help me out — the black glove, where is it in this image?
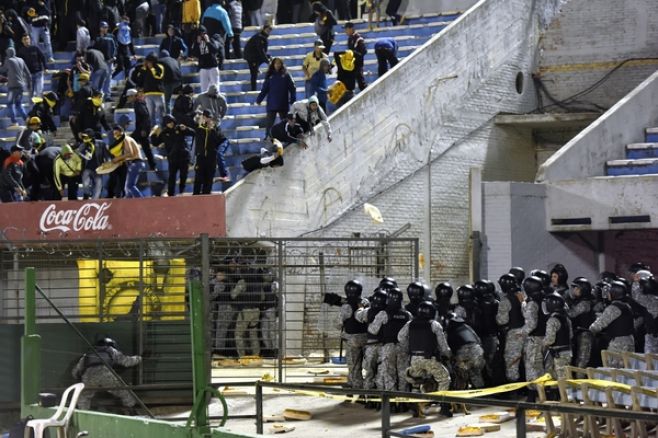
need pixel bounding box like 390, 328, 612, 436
323, 292, 344, 307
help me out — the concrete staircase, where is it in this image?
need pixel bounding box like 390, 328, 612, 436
0, 13, 459, 196
606, 127, 658, 176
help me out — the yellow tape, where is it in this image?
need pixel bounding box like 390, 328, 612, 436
269, 374, 634, 403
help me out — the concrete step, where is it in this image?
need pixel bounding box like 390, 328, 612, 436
606, 158, 658, 176
645, 127, 658, 143
626, 143, 658, 159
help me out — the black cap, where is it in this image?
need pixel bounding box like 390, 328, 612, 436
82, 128, 95, 137
181, 84, 194, 95
343, 21, 355, 29
146, 52, 158, 62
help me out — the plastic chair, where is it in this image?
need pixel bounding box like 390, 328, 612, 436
24, 383, 85, 438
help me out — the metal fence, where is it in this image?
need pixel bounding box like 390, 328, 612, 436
0, 236, 419, 400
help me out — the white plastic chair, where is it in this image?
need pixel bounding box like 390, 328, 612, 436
24, 383, 85, 438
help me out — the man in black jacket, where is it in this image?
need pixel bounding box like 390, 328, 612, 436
172, 84, 196, 128
78, 90, 111, 135
17, 33, 46, 98
190, 26, 221, 93
159, 24, 188, 59
28, 91, 58, 137
243, 24, 271, 91
127, 88, 157, 170
22, 0, 54, 61
150, 114, 195, 196
193, 109, 227, 194
142, 52, 166, 126
344, 22, 367, 91
158, 49, 182, 114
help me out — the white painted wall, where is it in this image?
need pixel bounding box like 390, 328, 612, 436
537, 70, 658, 182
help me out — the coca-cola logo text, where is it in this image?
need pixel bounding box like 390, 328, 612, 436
39, 203, 112, 233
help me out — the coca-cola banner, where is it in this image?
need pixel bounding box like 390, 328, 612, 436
0, 195, 226, 241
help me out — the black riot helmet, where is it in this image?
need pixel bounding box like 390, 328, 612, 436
641, 275, 658, 296
96, 337, 118, 349
529, 269, 551, 289
370, 288, 388, 310
416, 301, 436, 320
550, 264, 569, 286
386, 288, 404, 311
606, 280, 627, 302
542, 292, 567, 315
344, 279, 363, 298
407, 281, 425, 302
599, 271, 617, 284
422, 283, 431, 300
499, 273, 519, 294
379, 277, 398, 291
435, 282, 453, 301
569, 277, 592, 300
629, 262, 651, 274
509, 267, 525, 286
443, 311, 465, 330
523, 276, 544, 300
457, 284, 476, 306
474, 279, 496, 299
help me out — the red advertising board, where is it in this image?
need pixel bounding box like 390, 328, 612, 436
0, 195, 226, 241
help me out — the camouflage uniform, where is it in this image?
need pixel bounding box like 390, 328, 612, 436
521, 300, 545, 381
232, 277, 262, 357
543, 315, 573, 380
209, 278, 235, 351
398, 320, 451, 391
496, 294, 525, 382
589, 302, 635, 368
72, 346, 141, 410
338, 299, 369, 389
453, 343, 486, 388
634, 292, 658, 354
567, 299, 593, 368
370, 310, 412, 391
356, 307, 382, 390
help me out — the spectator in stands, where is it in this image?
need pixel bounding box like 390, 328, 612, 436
195, 84, 227, 124
333, 49, 356, 107
173, 84, 196, 127
150, 114, 195, 196
53, 143, 83, 200
193, 109, 222, 194
79, 89, 111, 135
5, 9, 29, 48
77, 128, 111, 199
15, 116, 46, 153
160, 25, 188, 60
302, 39, 329, 98
365, 0, 381, 30
190, 26, 221, 93
243, 24, 272, 91
374, 37, 398, 77
28, 91, 58, 139
0, 47, 32, 126
98, 3, 120, 37
289, 0, 304, 23
269, 112, 305, 147
201, 0, 233, 56
291, 95, 332, 142
256, 57, 296, 137
86, 47, 112, 100
0, 15, 14, 64
334, 0, 351, 20
127, 88, 157, 170
132, 0, 151, 38
93, 22, 117, 89
112, 16, 136, 80
225, 0, 243, 59
243, 0, 264, 27
22, 0, 54, 62
76, 18, 91, 53
311, 2, 337, 54
165, 0, 183, 29
17, 33, 47, 98
111, 124, 147, 198
143, 52, 167, 126
344, 22, 367, 91
70, 70, 92, 138
0, 145, 27, 202
309, 58, 330, 112
151, 0, 167, 35
159, 49, 183, 114
385, 0, 404, 26
28, 145, 60, 200
182, 0, 202, 48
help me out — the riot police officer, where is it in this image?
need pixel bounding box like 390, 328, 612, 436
338, 279, 369, 389
473, 279, 499, 382
445, 312, 486, 389
405, 281, 425, 317
398, 301, 452, 417
521, 276, 548, 399
589, 280, 635, 368
455, 285, 482, 335
72, 337, 142, 412
496, 273, 526, 382
567, 277, 595, 368
356, 288, 388, 392
550, 264, 569, 297
509, 267, 526, 289
434, 282, 454, 325
542, 292, 572, 380
530, 269, 552, 295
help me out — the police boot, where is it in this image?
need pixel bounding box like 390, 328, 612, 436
439, 403, 453, 418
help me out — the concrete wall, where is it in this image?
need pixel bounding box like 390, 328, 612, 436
226, 0, 562, 284
545, 175, 658, 231
537, 70, 658, 182
537, 0, 658, 109
402, 0, 478, 15
482, 182, 601, 283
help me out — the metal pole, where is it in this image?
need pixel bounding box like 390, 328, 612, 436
21, 267, 41, 413
201, 234, 211, 377
97, 241, 105, 321
256, 382, 264, 434
319, 252, 328, 362
422, 149, 432, 283
138, 240, 145, 385
516, 407, 526, 437
24, 267, 36, 336
277, 241, 284, 383
381, 393, 391, 438
189, 276, 209, 429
